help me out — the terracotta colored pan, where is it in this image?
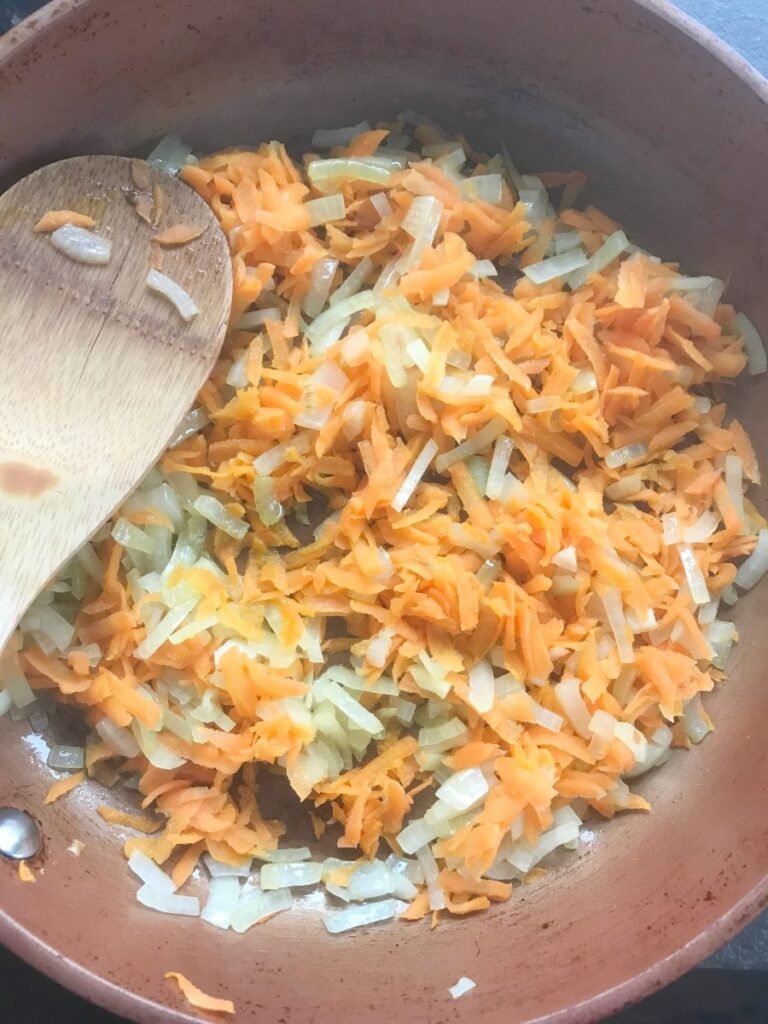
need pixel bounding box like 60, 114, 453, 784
0, 1, 767, 1021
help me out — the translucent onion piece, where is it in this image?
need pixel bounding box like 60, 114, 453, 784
201, 876, 240, 929
50, 224, 112, 265
678, 543, 711, 604
46, 745, 85, 772
449, 978, 477, 1000
302, 257, 338, 318
231, 888, 293, 933
459, 174, 502, 204
485, 436, 514, 499
304, 193, 345, 228
260, 861, 324, 890
391, 439, 438, 512
128, 850, 176, 894
323, 898, 397, 934
735, 528, 768, 590
435, 417, 507, 473
192, 495, 248, 541
146, 269, 198, 321
147, 133, 194, 174
733, 312, 767, 375
567, 230, 630, 289
137, 885, 200, 916
605, 443, 648, 469
523, 248, 587, 285
436, 768, 489, 811
467, 659, 495, 713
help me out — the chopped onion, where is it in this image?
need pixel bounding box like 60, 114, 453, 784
614, 723, 648, 766
396, 698, 416, 724
323, 898, 397, 934
626, 608, 657, 633
552, 546, 577, 573
436, 768, 490, 811
312, 121, 372, 148
519, 187, 547, 227
469, 259, 498, 279
391, 439, 438, 512
418, 716, 467, 748
606, 474, 642, 501
467, 659, 495, 714
733, 312, 767, 375
554, 232, 582, 254
330, 256, 374, 307
416, 844, 445, 910
698, 599, 720, 626
135, 597, 197, 659
20, 604, 75, 651
251, 477, 283, 528
485, 436, 514, 500
588, 709, 616, 757
460, 174, 502, 204
400, 196, 443, 271
320, 680, 384, 735
682, 694, 713, 744
306, 289, 374, 347
605, 442, 647, 469
662, 513, 681, 545
347, 861, 396, 901
735, 528, 768, 590
128, 850, 176, 894
47, 745, 85, 771
500, 472, 526, 502
571, 369, 597, 393
253, 433, 310, 476
567, 230, 630, 289
308, 158, 394, 193
682, 509, 720, 543
303, 257, 338, 318
532, 703, 564, 732
236, 308, 282, 330
50, 224, 112, 265
191, 495, 248, 541
204, 854, 252, 877
260, 861, 323, 890
449, 977, 477, 1000
304, 193, 345, 227
601, 587, 635, 664
258, 847, 312, 863
725, 454, 745, 530
147, 133, 194, 174
435, 416, 507, 473
554, 677, 591, 738
295, 362, 349, 430
432, 288, 450, 306
526, 395, 561, 413
678, 543, 711, 605
146, 268, 198, 321
0, 691, 11, 717
201, 876, 240, 929
1, 663, 35, 708
167, 407, 209, 448
369, 192, 393, 220
231, 888, 293, 933
137, 885, 200, 916
366, 629, 393, 668
438, 373, 494, 396
707, 619, 737, 668
523, 248, 587, 285
111, 517, 154, 554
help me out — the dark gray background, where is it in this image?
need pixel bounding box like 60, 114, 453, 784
0, 0, 766, 1017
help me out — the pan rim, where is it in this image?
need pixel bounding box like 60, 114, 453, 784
0, 0, 766, 1021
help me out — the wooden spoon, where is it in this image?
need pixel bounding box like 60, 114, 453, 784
0, 155, 231, 652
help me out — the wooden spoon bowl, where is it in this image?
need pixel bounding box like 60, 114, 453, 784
0, 155, 231, 648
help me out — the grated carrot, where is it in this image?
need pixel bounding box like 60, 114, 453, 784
13, 119, 762, 929
165, 972, 235, 1015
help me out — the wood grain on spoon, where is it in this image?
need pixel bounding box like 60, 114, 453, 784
0, 154, 232, 652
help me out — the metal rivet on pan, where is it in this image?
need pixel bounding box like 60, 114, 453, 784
0, 808, 42, 860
